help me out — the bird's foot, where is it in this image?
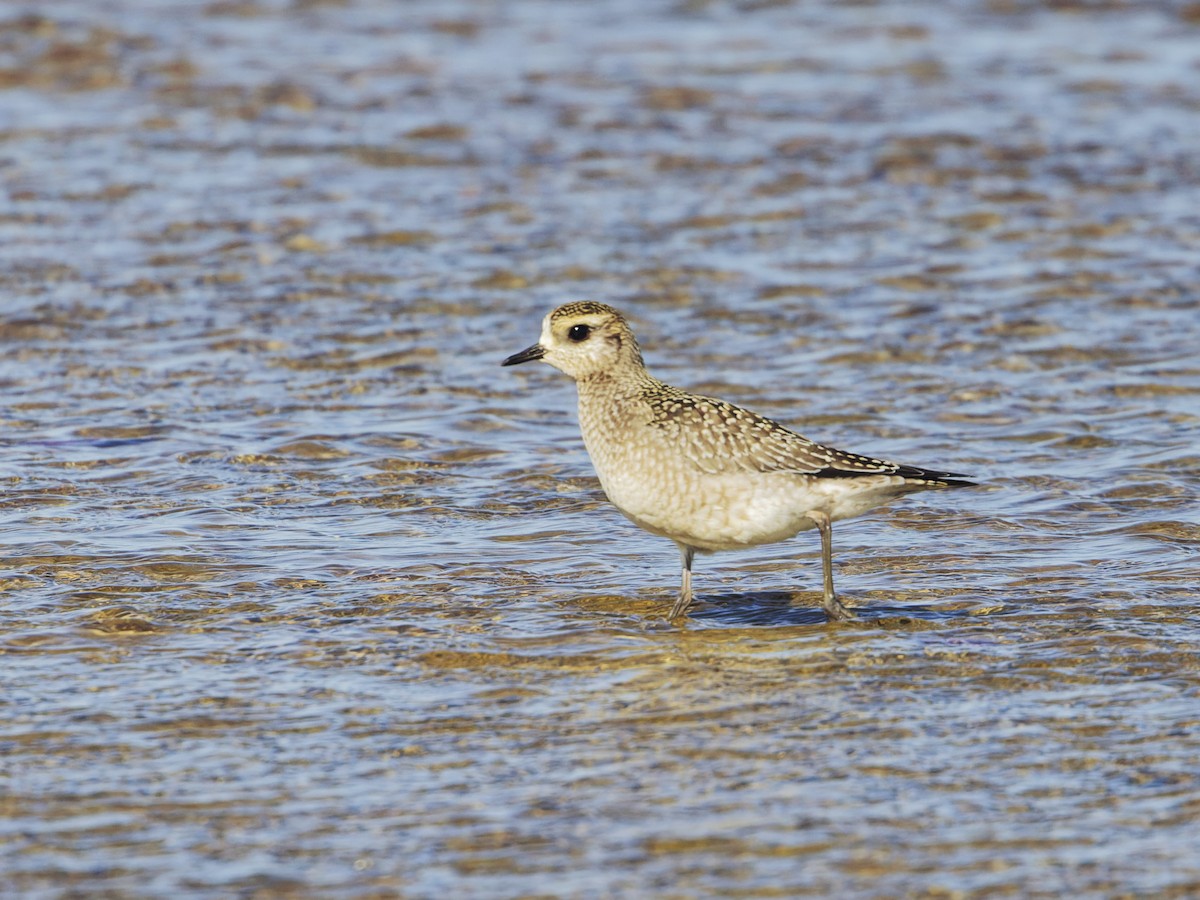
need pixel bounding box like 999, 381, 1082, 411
668, 591, 693, 621
823, 593, 856, 623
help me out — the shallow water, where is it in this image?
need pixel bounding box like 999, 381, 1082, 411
2, 0, 1199, 895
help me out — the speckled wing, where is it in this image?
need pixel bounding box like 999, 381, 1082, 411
644, 386, 972, 486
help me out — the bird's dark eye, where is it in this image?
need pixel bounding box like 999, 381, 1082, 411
567, 324, 591, 342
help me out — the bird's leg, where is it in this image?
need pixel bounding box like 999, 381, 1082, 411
668, 544, 696, 620
807, 510, 855, 622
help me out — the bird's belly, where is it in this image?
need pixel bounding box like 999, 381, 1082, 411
590, 443, 913, 551
596, 466, 820, 551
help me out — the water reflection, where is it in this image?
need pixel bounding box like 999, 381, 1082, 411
2, 0, 1200, 895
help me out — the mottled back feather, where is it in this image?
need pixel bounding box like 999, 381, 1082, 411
642, 380, 973, 486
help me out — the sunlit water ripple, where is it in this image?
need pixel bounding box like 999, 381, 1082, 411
1, 0, 1199, 896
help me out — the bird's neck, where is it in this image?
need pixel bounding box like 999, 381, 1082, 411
575, 367, 657, 402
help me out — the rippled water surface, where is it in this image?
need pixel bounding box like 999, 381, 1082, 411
2, 0, 1200, 895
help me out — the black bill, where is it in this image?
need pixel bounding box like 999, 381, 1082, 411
502, 344, 545, 366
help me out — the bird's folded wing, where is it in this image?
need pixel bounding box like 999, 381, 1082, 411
646, 390, 901, 477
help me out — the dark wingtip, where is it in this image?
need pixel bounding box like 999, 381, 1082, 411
935, 476, 978, 488
895, 465, 977, 487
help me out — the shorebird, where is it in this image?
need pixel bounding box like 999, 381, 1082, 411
502, 301, 975, 622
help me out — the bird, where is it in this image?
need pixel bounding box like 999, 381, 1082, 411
502, 301, 976, 623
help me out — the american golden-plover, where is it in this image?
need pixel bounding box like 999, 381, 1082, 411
502, 301, 975, 622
